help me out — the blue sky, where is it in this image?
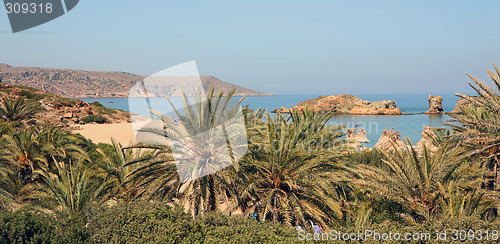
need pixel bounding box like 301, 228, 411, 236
1, 0, 499, 95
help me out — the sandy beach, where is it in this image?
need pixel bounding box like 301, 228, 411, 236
73, 123, 137, 146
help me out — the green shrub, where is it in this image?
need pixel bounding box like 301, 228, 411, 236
0, 210, 55, 243
86, 202, 299, 243
338, 217, 500, 243
81, 115, 108, 124
348, 149, 386, 167
90, 102, 117, 115
197, 212, 299, 243
87, 202, 204, 243
16, 85, 38, 92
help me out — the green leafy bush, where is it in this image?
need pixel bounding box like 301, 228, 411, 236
338, 217, 500, 243
86, 202, 299, 243
197, 212, 299, 243
0, 210, 55, 243
81, 115, 108, 124
90, 102, 117, 115
18, 90, 44, 101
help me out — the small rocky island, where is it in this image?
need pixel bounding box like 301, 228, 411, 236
424, 95, 444, 114
276, 94, 474, 115
274, 95, 401, 115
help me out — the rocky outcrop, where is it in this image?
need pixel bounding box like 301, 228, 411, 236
450, 98, 472, 114
0, 84, 130, 126
0, 83, 12, 89
425, 95, 444, 114
350, 100, 401, 115
36, 99, 130, 125
274, 95, 401, 115
374, 129, 405, 151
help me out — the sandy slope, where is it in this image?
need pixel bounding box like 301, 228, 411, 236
73, 123, 136, 146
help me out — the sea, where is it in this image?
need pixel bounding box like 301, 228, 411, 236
81, 94, 460, 148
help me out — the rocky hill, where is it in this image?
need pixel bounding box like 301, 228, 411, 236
0, 82, 130, 127
0, 64, 271, 98
274, 95, 401, 115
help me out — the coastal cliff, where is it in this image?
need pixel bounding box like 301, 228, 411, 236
274, 95, 401, 115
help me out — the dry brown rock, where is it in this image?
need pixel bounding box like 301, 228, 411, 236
274, 95, 401, 115
425, 95, 444, 114
351, 100, 401, 115
75, 100, 86, 107
274, 107, 293, 113
450, 98, 472, 114
0, 83, 12, 89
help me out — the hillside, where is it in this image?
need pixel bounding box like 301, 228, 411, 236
0, 64, 271, 98
0, 82, 130, 127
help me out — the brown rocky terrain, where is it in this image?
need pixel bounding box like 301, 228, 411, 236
0, 64, 271, 98
274, 95, 401, 115
450, 97, 473, 114
0, 83, 130, 127
425, 95, 444, 114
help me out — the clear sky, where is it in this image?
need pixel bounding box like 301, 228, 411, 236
1, 0, 499, 95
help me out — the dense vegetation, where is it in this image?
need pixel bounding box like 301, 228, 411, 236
80, 115, 108, 124
1, 65, 500, 243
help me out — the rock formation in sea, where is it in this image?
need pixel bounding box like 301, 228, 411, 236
450, 98, 472, 114
374, 129, 405, 151
424, 95, 444, 114
274, 95, 401, 115
416, 125, 445, 153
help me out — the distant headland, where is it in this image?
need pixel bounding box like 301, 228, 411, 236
0, 63, 272, 98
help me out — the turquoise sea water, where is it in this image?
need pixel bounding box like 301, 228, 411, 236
82, 94, 459, 148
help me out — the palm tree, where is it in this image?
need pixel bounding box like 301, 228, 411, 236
96, 138, 153, 202
353, 140, 486, 224
0, 96, 43, 122
0, 164, 16, 210
23, 159, 105, 217
1, 126, 47, 182
37, 122, 88, 165
449, 62, 500, 189
439, 180, 498, 221
239, 109, 346, 230
124, 88, 248, 216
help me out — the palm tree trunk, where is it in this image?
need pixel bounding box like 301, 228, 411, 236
208, 176, 216, 212
494, 157, 499, 190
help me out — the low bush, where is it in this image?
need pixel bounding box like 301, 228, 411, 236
0, 210, 55, 243
86, 202, 299, 243
338, 217, 500, 243
18, 90, 44, 101
90, 101, 117, 115
0, 209, 90, 243
81, 115, 108, 124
